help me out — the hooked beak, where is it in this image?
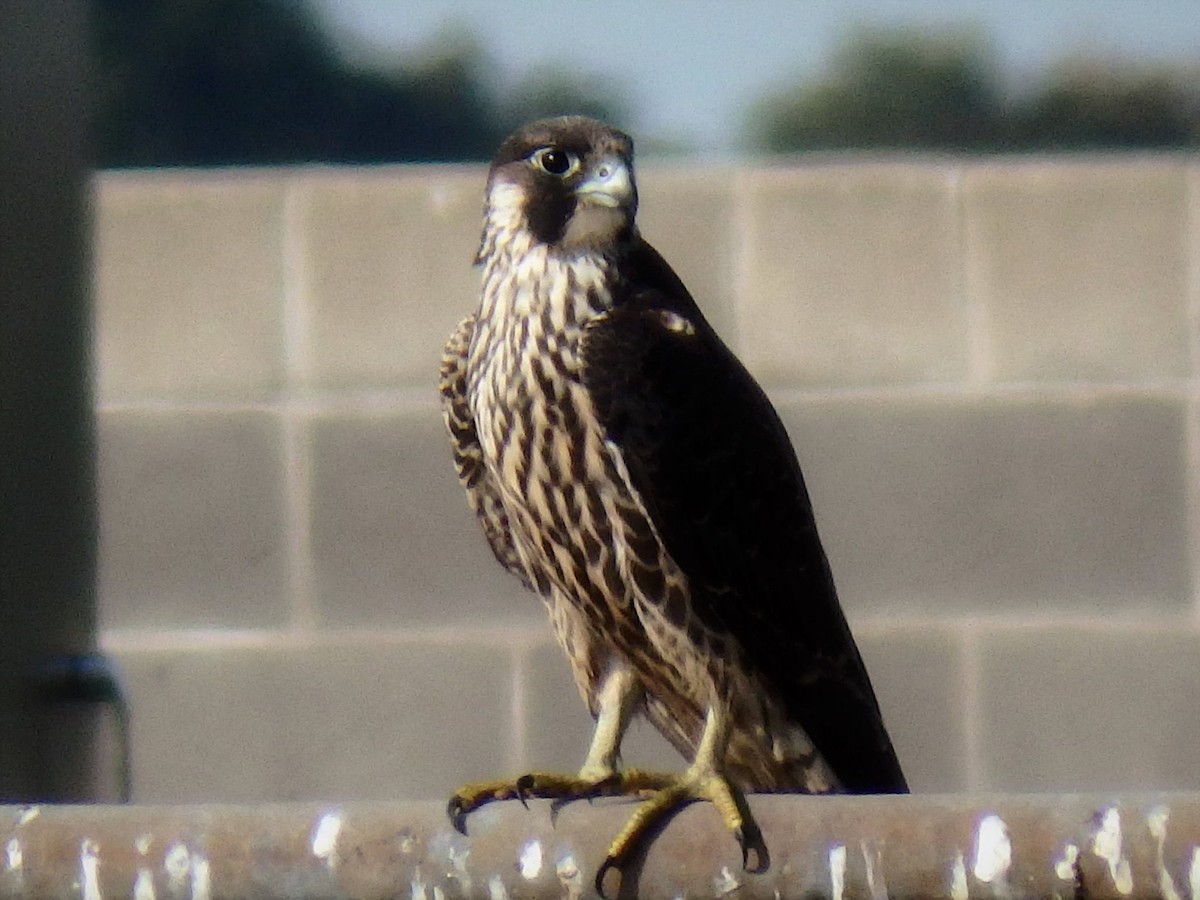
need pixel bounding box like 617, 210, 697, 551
574, 156, 634, 208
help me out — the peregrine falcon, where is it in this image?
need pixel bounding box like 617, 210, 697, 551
440, 116, 906, 894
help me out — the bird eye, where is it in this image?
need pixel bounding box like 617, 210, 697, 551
532, 147, 578, 177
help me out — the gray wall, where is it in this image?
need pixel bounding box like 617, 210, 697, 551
93, 157, 1200, 802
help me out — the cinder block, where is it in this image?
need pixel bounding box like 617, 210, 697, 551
98, 410, 288, 629
739, 164, 967, 387
856, 627, 968, 793
115, 641, 515, 801
977, 627, 1200, 792
521, 641, 682, 776
94, 171, 287, 400
300, 167, 484, 390
637, 166, 739, 343
309, 407, 540, 628
777, 392, 1188, 616
964, 159, 1190, 382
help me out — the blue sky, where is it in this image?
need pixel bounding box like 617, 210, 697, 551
313, 0, 1200, 155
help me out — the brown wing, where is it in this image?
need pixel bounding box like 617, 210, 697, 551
581, 238, 907, 793
439, 314, 532, 589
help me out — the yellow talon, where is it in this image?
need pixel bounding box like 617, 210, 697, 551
592, 769, 766, 898
449, 766, 766, 897
447, 770, 677, 834
448, 709, 768, 897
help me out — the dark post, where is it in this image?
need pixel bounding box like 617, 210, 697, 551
0, 0, 108, 799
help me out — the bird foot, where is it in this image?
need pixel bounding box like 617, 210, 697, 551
594, 768, 767, 898
446, 769, 674, 834
447, 768, 765, 899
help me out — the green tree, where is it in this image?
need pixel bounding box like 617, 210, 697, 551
1007, 63, 1199, 150
94, 0, 347, 165
497, 64, 630, 136
92, 0, 628, 166
751, 28, 1200, 154
330, 30, 501, 162
753, 28, 1002, 153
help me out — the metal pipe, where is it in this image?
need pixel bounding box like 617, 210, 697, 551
3, 794, 1200, 898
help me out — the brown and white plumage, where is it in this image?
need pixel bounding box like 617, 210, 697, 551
441, 116, 906, 888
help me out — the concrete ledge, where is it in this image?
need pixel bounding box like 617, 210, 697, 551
3, 794, 1199, 898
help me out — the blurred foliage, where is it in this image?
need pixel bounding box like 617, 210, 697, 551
92, 0, 626, 166
94, 2, 1200, 166
753, 27, 1200, 153
497, 65, 631, 137
756, 31, 1003, 151
1009, 63, 1199, 149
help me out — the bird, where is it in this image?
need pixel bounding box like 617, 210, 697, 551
439, 115, 907, 896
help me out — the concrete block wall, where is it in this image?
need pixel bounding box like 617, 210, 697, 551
92, 156, 1200, 804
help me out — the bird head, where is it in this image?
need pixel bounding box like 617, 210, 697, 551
484, 116, 638, 253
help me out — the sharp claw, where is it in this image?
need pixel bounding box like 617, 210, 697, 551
515, 773, 535, 809
549, 796, 571, 820
446, 796, 469, 835
594, 855, 622, 899
580, 772, 620, 806
736, 821, 768, 873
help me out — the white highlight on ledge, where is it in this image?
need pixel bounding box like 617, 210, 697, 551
712, 864, 740, 896
829, 842, 847, 900
79, 838, 101, 900
311, 811, 343, 869
949, 851, 968, 900
518, 838, 542, 880
190, 851, 211, 900
1091, 806, 1133, 895
1147, 806, 1181, 900
972, 813, 1011, 885
487, 873, 509, 900
861, 840, 887, 900
410, 866, 427, 900
4, 837, 21, 874
164, 841, 190, 894
132, 868, 156, 900
555, 852, 583, 900
1053, 841, 1079, 881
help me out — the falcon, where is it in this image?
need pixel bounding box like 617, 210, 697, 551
440, 116, 906, 894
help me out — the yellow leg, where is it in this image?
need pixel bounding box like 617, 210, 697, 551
446, 683, 765, 899
447, 666, 649, 831
594, 707, 767, 898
